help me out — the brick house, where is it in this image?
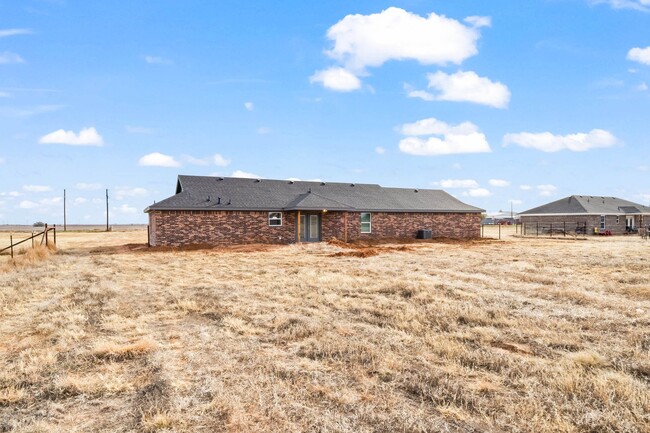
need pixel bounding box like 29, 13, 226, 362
520, 195, 650, 235
144, 175, 484, 246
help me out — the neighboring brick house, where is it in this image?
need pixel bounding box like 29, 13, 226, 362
144, 175, 484, 246
520, 195, 650, 235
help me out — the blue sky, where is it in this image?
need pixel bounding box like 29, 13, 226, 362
1, 0, 650, 224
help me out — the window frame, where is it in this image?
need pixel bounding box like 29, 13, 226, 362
360, 212, 372, 234
268, 212, 283, 227
600, 215, 606, 230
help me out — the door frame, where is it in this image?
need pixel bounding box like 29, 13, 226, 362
297, 212, 321, 242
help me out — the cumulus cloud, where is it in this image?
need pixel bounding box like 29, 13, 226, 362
628, 46, 650, 65
23, 185, 52, 192
398, 117, 491, 156
404, 85, 435, 101
244, 102, 254, 111
310, 67, 362, 91
183, 153, 231, 167
325, 7, 481, 73
375, 146, 386, 155
0, 52, 25, 64
19, 200, 38, 209
0, 28, 33, 38
464, 16, 492, 28
463, 188, 491, 197
489, 179, 510, 187
537, 184, 557, 197
138, 152, 180, 167
425, 71, 510, 108
503, 129, 619, 152
312, 7, 485, 91
39, 127, 104, 146
438, 179, 480, 189
637, 82, 648, 91
76, 182, 102, 190
144, 55, 172, 65
116, 204, 137, 214
231, 170, 261, 179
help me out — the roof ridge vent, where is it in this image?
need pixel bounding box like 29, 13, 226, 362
216, 177, 224, 181
321, 182, 326, 185
288, 180, 294, 184
254, 179, 261, 183
414, 189, 419, 193
350, 183, 355, 187
207, 195, 211, 202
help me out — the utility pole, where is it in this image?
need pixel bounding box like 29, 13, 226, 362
106, 189, 109, 231
63, 189, 67, 231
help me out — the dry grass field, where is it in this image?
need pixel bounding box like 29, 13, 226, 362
1, 230, 649, 432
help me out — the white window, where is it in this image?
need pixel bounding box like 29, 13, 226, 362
616, 216, 620, 225
360, 212, 371, 233
269, 212, 282, 226
600, 215, 606, 230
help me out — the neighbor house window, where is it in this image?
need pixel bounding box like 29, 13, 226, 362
600, 215, 606, 230
360, 212, 371, 233
616, 216, 620, 225
269, 212, 282, 226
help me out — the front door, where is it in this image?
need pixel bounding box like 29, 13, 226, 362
299, 214, 321, 242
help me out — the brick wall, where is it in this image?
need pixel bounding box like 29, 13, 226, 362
520, 215, 638, 235
149, 210, 481, 246
322, 211, 481, 241
149, 210, 296, 246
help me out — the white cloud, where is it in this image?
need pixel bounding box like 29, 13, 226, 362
0, 29, 33, 38
439, 179, 479, 189
182, 153, 230, 167
452, 163, 462, 170
627, 46, 650, 65
464, 16, 492, 28
591, 0, 650, 11
463, 188, 491, 197
76, 182, 102, 190
0, 92, 10, 98
1, 191, 21, 197
231, 170, 261, 179
509, 199, 523, 206
244, 102, 254, 111
23, 185, 52, 192
40, 197, 62, 206
520, 185, 533, 191
426, 71, 511, 108
138, 152, 181, 167
398, 117, 491, 156
324, 7, 481, 73
489, 179, 510, 187
114, 187, 148, 200
144, 55, 172, 65
116, 204, 137, 214
0, 157, 4, 164
125, 125, 155, 134
406, 89, 435, 101
637, 82, 649, 91
0, 104, 64, 117
73, 197, 87, 205
18, 200, 38, 209
310, 67, 362, 92
213, 154, 231, 166
375, 146, 386, 155
0, 52, 24, 64
503, 129, 619, 152
537, 184, 557, 197
39, 127, 104, 146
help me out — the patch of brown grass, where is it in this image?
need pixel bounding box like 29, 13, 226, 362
1, 232, 649, 432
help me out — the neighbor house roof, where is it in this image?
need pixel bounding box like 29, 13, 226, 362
520, 195, 650, 216
144, 175, 484, 213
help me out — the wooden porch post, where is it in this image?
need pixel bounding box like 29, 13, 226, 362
297, 210, 301, 243
344, 211, 348, 243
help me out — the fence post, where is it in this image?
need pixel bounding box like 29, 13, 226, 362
32, 231, 34, 248
563, 221, 566, 237
536, 222, 539, 237
10, 235, 13, 259
53, 224, 57, 246
45, 223, 48, 246
498, 224, 501, 240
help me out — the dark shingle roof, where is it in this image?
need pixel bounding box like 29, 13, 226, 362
520, 195, 650, 215
145, 175, 484, 213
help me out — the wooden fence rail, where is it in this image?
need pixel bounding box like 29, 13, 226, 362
0, 224, 57, 258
